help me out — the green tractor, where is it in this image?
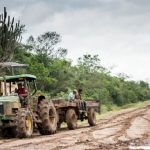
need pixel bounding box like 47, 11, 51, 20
0, 63, 57, 138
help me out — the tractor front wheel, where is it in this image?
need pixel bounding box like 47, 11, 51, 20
17, 108, 33, 138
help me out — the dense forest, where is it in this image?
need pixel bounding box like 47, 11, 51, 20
0, 8, 150, 107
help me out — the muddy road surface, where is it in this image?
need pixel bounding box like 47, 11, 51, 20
0, 105, 150, 150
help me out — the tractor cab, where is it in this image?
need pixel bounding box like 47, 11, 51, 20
0, 74, 37, 116
0, 62, 58, 138
0, 74, 36, 108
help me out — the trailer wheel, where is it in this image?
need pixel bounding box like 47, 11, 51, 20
66, 109, 77, 130
87, 108, 96, 126
17, 108, 33, 138
37, 100, 57, 135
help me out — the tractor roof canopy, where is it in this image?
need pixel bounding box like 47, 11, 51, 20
0, 62, 29, 75
0, 74, 36, 82
0, 62, 28, 67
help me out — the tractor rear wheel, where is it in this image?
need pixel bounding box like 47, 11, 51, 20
87, 108, 96, 126
17, 108, 33, 138
66, 109, 77, 130
37, 100, 57, 135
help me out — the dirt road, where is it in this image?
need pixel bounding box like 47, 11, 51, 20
0, 105, 150, 150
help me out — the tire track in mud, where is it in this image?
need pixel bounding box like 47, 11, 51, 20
112, 109, 146, 141
0, 105, 150, 150
86, 106, 148, 135
95, 105, 149, 129
50, 105, 150, 150
63, 105, 150, 150
0, 127, 93, 150
88, 105, 150, 149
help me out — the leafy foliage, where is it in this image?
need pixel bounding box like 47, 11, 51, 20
0, 7, 149, 106
13, 31, 150, 106
0, 7, 24, 62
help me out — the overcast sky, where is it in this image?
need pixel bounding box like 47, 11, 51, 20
1, 0, 150, 83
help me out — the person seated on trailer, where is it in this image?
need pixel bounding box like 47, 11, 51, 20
68, 90, 76, 101
78, 88, 87, 110
68, 89, 78, 101
78, 88, 83, 100
74, 89, 80, 99
15, 83, 28, 101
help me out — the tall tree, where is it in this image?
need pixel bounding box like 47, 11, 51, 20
27, 32, 67, 67
0, 7, 25, 62
78, 54, 105, 73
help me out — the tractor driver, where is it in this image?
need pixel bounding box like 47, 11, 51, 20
15, 83, 28, 103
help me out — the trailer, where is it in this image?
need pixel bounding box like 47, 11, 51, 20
51, 99, 101, 130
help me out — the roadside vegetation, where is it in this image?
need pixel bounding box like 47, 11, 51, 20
0, 7, 150, 107
98, 99, 150, 121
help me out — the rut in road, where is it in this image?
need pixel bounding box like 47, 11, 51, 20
0, 105, 149, 150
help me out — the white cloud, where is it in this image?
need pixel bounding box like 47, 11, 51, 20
20, 2, 52, 25
1, 0, 150, 83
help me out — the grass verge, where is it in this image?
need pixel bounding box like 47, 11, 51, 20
98, 99, 150, 120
